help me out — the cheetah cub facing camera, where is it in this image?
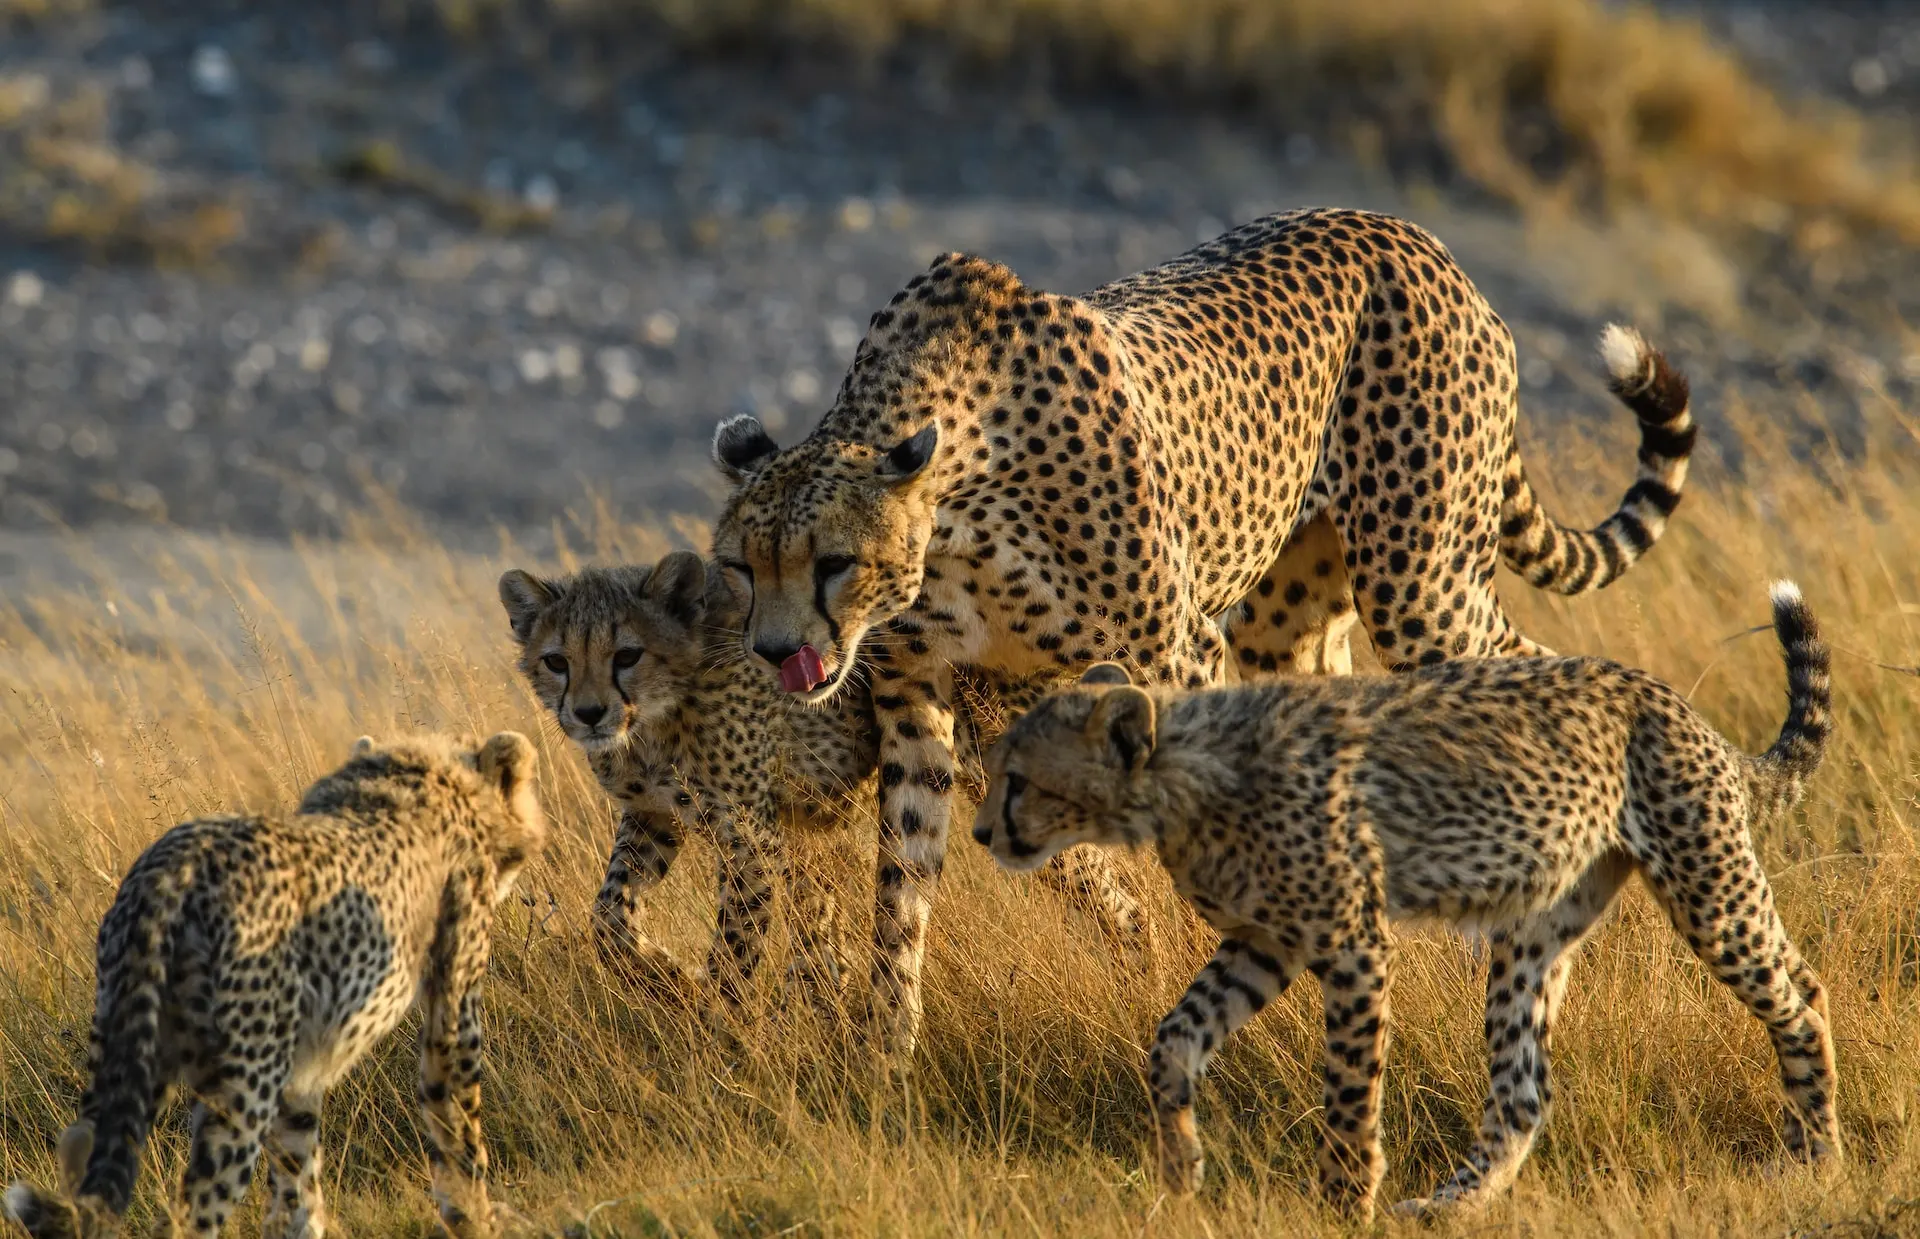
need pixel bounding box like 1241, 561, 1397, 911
498, 552, 1147, 1017
4, 732, 546, 1239
973, 585, 1840, 1220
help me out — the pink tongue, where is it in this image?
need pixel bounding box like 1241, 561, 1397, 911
779, 645, 828, 693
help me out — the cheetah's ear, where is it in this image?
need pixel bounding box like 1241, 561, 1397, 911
1087, 685, 1156, 775
55, 1121, 93, 1194
876, 424, 939, 486
713, 415, 780, 483
498, 570, 558, 644
1078, 661, 1133, 689
646, 551, 709, 629
478, 731, 538, 800
350, 735, 377, 758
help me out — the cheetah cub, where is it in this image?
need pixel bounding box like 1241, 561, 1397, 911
973, 584, 1839, 1220
500, 551, 881, 1010
498, 553, 1145, 1015
4, 732, 546, 1239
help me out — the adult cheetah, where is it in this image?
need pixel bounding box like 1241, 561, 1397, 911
709, 207, 1695, 1055
972, 584, 1837, 1220
4, 732, 546, 1239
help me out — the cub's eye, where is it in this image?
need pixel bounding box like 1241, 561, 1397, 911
541, 654, 569, 675
720, 560, 753, 582
1004, 771, 1028, 798
815, 554, 857, 581
612, 648, 643, 671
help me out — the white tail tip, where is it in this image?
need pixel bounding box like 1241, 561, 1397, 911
1769, 579, 1803, 607
5, 1183, 36, 1222
1597, 323, 1653, 387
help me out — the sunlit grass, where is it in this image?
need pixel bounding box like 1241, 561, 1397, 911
1, 400, 1916, 1237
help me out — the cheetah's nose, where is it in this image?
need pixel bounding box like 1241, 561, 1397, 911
573, 704, 607, 727
753, 638, 803, 670
971, 822, 992, 847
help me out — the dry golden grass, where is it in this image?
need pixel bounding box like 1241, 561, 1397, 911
1, 400, 1918, 1238
449, 0, 1920, 247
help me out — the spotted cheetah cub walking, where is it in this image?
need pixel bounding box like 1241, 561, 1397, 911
4, 732, 546, 1239
973, 585, 1838, 1219
498, 553, 1143, 1015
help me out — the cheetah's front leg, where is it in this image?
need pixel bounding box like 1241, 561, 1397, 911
864, 629, 960, 1065
1148, 937, 1301, 1195
594, 807, 699, 999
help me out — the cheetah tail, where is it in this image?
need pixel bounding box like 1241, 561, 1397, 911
1498, 325, 1695, 595
1746, 580, 1834, 819
70, 856, 195, 1218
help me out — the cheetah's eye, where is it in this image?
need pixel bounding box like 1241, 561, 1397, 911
612, 648, 643, 671
542, 654, 569, 675
1004, 771, 1028, 799
815, 553, 857, 582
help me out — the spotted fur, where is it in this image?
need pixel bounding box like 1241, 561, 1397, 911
711, 207, 1695, 1055
4, 732, 546, 1239
498, 555, 1144, 1018
973, 583, 1837, 1220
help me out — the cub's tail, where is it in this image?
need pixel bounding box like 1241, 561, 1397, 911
1744, 581, 1834, 820
6, 844, 195, 1236
1499, 324, 1696, 594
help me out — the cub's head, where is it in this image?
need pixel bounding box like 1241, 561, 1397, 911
328, 731, 547, 901
708, 252, 1043, 702
498, 552, 715, 751
971, 662, 1157, 871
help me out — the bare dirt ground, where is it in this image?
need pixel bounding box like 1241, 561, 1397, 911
1, 0, 1916, 559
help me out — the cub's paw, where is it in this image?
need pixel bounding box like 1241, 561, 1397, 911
1154, 1110, 1205, 1197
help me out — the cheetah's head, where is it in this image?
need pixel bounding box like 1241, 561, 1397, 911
971, 662, 1158, 871
709, 252, 1042, 702
708, 420, 941, 703
499, 552, 716, 752
330, 732, 547, 901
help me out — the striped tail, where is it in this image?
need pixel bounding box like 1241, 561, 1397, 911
1746, 580, 1833, 820
7, 847, 195, 1236
1499, 324, 1696, 594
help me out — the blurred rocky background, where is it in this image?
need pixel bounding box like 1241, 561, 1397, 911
1, 0, 1916, 547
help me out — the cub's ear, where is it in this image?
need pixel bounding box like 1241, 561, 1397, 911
1078, 661, 1133, 689
877, 424, 939, 485
478, 731, 538, 800
1087, 685, 1156, 775
351, 736, 377, 758
646, 551, 710, 628
713, 415, 780, 483
56, 1120, 94, 1194
498, 570, 558, 644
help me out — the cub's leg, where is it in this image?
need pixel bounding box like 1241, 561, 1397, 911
1310, 921, 1394, 1219
181, 1048, 291, 1236
1147, 936, 1303, 1196
1397, 851, 1633, 1217
782, 807, 857, 1018
1640, 826, 1842, 1165
593, 806, 698, 997
419, 876, 507, 1238
262, 1090, 326, 1239
701, 796, 785, 1011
